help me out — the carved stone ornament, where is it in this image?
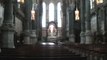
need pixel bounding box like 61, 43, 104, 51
80, 31, 85, 37
1, 23, 15, 31
85, 30, 92, 36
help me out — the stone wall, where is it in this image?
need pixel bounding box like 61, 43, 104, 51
91, 15, 97, 33
15, 17, 23, 35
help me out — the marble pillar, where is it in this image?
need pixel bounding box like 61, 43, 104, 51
62, 0, 67, 40
31, 20, 37, 44
101, 7, 107, 44
36, 2, 42, 41
69, 3, 75, 43
0, 4, 4, 27
80, 0, 85, 44
96, 7, 104, 44
104, 7, 107, 43
30, 30, 37, 44
23, 30, 30, 44
85, 0, 92, 44
1, 0, 15, 48
23, 0, 32, 44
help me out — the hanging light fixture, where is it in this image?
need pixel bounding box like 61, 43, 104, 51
31, 4, 36, 20
75, 8, 80, 20
17, 0, 24, 3
21, 0, 24, 4
17, 0, 24, 8
96, 0, 103, 4
31, 9, 35, 20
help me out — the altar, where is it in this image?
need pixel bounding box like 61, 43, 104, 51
47, 21, 58, 42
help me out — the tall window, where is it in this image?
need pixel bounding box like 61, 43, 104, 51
57, 2, 62, 27
49, 3, 54, 22
42, 2, 46, 27
90, 0, 95, 9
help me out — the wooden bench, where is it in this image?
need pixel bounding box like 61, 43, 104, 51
0, 44, 87, 60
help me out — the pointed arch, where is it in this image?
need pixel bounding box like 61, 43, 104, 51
49, 3, 54, 22
57, 2, 62, 27
42, 2, 46, 27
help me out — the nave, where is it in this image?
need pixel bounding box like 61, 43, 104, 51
0, 0, 107, 60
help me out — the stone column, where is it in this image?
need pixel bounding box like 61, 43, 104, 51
37, 2, 42, 41
85, 0, 92, 44
67, 7, 69, 39
102, 7, 107, 44
0, 4, 4, 27
54, 4, 58, 38
69, 3, 75, 43
96, 7, 100, 44
23, 0, 32, 44
1, 0, 15, 48
31, 20, 37, 44
62, 0, 67, 41
30, 4, 37, 44
45, 4, 49, 42
80, 0, 85, 44
104, 7, 107, 43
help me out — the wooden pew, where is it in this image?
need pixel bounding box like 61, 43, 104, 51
0, 44, 87, 60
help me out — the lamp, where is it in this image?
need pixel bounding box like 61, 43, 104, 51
17, 0, 24, 8
75, 8, 80, 20
31, 3, 36, 20
31, 9, 35, 20
96, 0, 103, 4
17, 0, 24, 3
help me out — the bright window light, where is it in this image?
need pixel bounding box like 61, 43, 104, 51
42, 2, 46, 27
57, 2, 62, 27
96, 0, 103, 4
49, 3, 54, 22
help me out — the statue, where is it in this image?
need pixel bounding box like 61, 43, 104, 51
48, 24, 56, 36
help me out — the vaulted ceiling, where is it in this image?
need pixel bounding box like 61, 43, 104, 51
43, 0, 62, 4
32, 0, 62, 5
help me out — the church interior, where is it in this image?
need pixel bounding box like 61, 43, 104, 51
0, 0, 107, 60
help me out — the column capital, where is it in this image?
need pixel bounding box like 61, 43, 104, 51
80, 31, 85, 37
23, 30, 30, 36
85, 30, 92, 36
70, 34, 75, 38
